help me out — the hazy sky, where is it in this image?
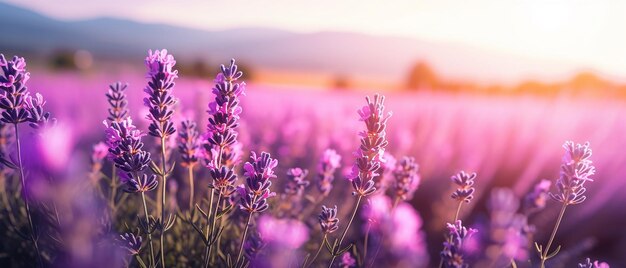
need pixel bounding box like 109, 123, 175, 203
5, 0, 626, 78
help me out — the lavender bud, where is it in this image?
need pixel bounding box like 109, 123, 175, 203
318, 205, 339, 234
106, 82, 129, 123
441, 220, 477, 268
549, 141, 595, 205
392, 156, 420, 201
239, 151, 278, 214
178, 119, 200, 167
451, 171, 476, 203
316, 149, 341, 196
284, 167, 309, 196
523, 179, 551, 215
144, 49, 178, 139
124, 173, 158, 193
119, 232, 143, 255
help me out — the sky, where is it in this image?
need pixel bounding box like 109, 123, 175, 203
4, 0, 626, 79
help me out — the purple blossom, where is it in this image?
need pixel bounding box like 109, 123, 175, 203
317, 149, 341, 196
104, 117, 152, 181
441, 220, 478, 268
579, 258, 610, 268
106, 82, 129, 123
350, 94, 392, 196
91, 142, 108, 167
124, 173, 159, 193
209, 166, 238, 197
239, 151, 278, 213
339, 252, 356, 268
484, 188, 527, 265
550, 141, 595, 205
120, 232, 143, 255
143, 49, 178, 139
257, 215, 308, 249
318, 205, 339, 234
0, 54, 53, 127
178, 119, 200, 167
451, 171, 476, 203
284, 167, 310, 196
523, 179, 551, 214
392, 156, 420, 201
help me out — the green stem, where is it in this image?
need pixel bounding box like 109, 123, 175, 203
109, 165, 117, 215
141, 191, 156, 267
188, 165, 194, 211
14, 124, 43, 267
235, 212, 253, 266
205, 192, 222, 268
540, 201, 568, 268
159, 136, 168, 268
306, 234, 327, 268
454, 201, 463, 222
135, 254, 148, 268
328, 195, 363, 268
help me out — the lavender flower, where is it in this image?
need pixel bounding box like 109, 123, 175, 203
104, 118, 151, 174
124, 174, 159, 193
120, 232, 143, 255
318, 205, 339, 234
441, 220, 477, 268
317, 149, 341, 196
451, 171, 476, 203
106, 82, 129, 123
392, 156, 420, 201
550, 141, 595, 205
144, 49, 178, 139
284, 168, 309, 196
350, 94, 392, 196
209, 166, 238, 196
178, 119, 200, 168
483, 188, 527, 265
238, 151, 278, 213
0, 55, 52, 127
523, 179, 551, 215
579, 258, 610, 268
205, 59, 245, 155
339, 252, 356, 268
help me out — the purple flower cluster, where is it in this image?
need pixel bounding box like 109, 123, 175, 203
392, 156, 420, 201
441, 220, 477, 268
579, 258, 610, 268
0, 54, 52, 128
120, 232, 143, 255
451, 171, 476, 203
318, 205, 339, 234
484, 188, 527, 265
143, 49, 178, 139
238, 152, 278, 213
350, 94, 392, 196
339, 252, 356, 268
550, 141, 595, 205
284, 167, 309, 196
104, 118, 157, 193
178, 119, 200, 168
209, 166, 237, 196
106, 82, 129, 123
316, 149, 341, 196
523, 179, 551, 215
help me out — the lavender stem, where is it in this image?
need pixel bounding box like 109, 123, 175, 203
141, 191, 156, 267
159, 136, 168, 268
328, 195, 363, 268
540, 200, 569, 268
235, 212, 253, 266
14, 123, 43, 267
306, 234, 328, 268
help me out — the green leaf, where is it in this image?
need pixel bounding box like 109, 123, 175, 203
150, 161, 162, 176
217, 204, 234, 218
195, 204, 208, 218
546, 245, 561, 259
336, 244, 353, 256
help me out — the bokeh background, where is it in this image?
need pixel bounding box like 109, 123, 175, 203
1, 0, 625, 266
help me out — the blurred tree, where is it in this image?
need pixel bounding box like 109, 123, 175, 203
406, 61, 439, 90
331, 74, 350, 90
49, 49, 77, 70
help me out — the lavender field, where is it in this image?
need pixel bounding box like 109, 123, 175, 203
0, 49, 623, 268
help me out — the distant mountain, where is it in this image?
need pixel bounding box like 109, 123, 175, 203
0, 2, 579, 83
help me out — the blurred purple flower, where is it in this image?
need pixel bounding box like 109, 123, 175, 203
319, 205, 340, 234
451, 171, 476, 203
392, 156, 420, 201
104, 117, 152, 187
91, 142, 108, 166
284, 167, 309, 196
550, 141, 595, 205
119, 232, 143, 255
178, 119, 200, 168
579, 258, 610, 268
317, 149, 341, 196
350, 94, 392, 196
239, 151, 278, 213
143, 49, 178, 139
523, 179, 551, 215
441, 220, 478, 268
257, 215, 308, 249
339, 252, 356, 268
484, 188, 527, 265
